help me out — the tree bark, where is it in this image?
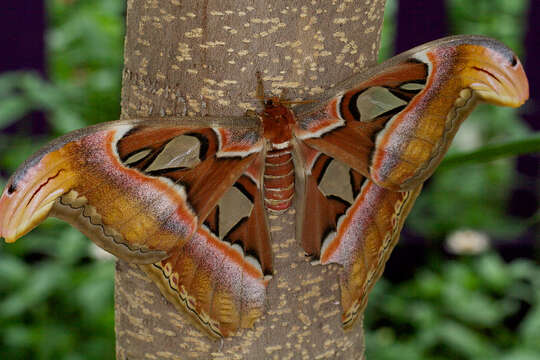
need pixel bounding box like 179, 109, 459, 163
116, 0, 386, 358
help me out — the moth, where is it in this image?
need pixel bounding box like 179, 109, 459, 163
0, 35, 528, 337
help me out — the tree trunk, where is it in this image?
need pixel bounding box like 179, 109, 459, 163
116, 0, 386, 358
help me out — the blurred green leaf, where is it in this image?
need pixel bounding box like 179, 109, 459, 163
440, 134, 540, 170
2, 324, 33, 348
498, 350, 540, 360
476, 254, 512, 291
74, 262, 115, 318
0, 263, 68, 317
0, 255, 30, 288
49, 107, 87, 133
520, 304, 540, 349
436, 320, 495, 358
54, 228, 89, 265
0, 96, 32, 128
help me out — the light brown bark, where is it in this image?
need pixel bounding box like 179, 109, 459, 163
116, 0, 386, 358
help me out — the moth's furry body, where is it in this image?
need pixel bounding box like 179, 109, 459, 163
259, 97, 297, 213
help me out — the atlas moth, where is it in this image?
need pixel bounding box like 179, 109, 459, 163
0, 35, 528, 337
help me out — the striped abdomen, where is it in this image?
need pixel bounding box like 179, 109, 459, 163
263, 147, 294, 212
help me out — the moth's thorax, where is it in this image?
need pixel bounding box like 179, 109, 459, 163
261, 97, 296, 150
260, 98, 296, 213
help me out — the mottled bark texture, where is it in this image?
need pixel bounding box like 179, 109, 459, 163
116, 0, 386, 358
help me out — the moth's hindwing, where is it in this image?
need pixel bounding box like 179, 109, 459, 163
141, 151, 273, 337
295, 141, 421, 327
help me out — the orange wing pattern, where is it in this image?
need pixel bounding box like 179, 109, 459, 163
295, 35, 528, 191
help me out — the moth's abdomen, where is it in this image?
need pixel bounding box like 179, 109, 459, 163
263, 147, 294, 212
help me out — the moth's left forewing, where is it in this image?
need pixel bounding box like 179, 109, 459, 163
0, 117, 265, 263
294, 35, 528, 192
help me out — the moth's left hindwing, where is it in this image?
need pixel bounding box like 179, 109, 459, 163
142, 151, 272, 337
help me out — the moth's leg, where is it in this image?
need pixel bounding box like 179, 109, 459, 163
255, 71, 266, 108
279, 87, 289, 101
245, 109, 258, 118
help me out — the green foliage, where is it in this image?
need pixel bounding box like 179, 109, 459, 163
364, 253, 540, 360
0, 224, 115, 360
378, 0, 397, 61
0, 0, 123, 137
448, 0, 528, 54
0, 0, 537, 359
440, 134, 540, 170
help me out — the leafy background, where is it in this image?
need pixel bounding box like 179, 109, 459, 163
0, 0, 538, 359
